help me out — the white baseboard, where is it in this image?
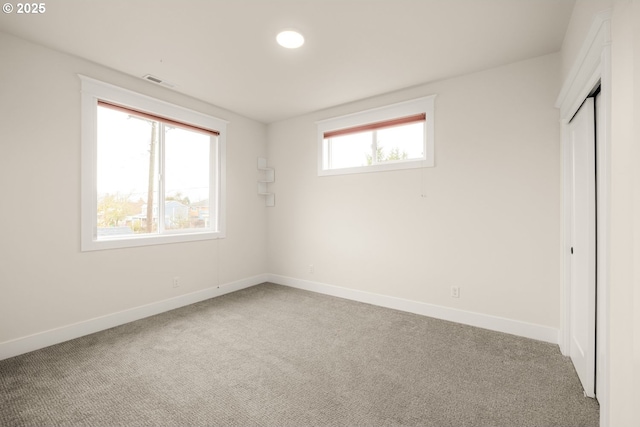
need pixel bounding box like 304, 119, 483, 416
0, 274, 268, 361
268, 274, 560, 345
1, 273, 560, 361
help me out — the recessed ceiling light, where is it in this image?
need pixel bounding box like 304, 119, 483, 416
276, 30, 304, 49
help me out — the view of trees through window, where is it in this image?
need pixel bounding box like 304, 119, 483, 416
324, 121, 424, 170
96, 105, 212, 238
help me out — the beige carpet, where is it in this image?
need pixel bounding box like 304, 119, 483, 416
0, 283, 599, 426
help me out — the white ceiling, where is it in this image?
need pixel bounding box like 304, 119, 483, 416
0, 0, 575, 123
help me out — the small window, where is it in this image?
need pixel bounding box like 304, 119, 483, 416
81, 76, 227, 251
317, 95, 435, 176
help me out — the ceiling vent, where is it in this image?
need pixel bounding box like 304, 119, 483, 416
142, 74, 176, 88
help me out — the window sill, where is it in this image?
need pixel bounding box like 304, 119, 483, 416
82, 230, 225, 252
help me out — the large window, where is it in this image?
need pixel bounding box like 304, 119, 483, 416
317, 96, 435, 176
81, 76, 226, 251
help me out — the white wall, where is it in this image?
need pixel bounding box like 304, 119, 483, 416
0, 32, 268, 346
267, 53, 562, 331
607, 2, 640, 425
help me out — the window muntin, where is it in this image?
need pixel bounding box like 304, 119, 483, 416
317, 95, 435, 176
81, 76, 227, 251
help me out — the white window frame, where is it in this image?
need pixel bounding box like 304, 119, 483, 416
80, 75, 227, 251
317, 95, 435, 176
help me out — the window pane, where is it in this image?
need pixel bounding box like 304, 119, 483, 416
164, 127, 211, 230
97, 106, 158, 238
325, 131, 373, 169
376, 122, 424, 163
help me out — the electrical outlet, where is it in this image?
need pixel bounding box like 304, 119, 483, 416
308, 264, 314, 273
451, 286, 460, 298
173, 277, 180, 288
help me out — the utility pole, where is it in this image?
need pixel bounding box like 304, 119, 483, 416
146, 121, 157, 233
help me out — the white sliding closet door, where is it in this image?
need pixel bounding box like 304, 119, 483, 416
568, 97, 597, 398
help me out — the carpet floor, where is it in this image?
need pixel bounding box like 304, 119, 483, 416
0, 282, 599, 426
